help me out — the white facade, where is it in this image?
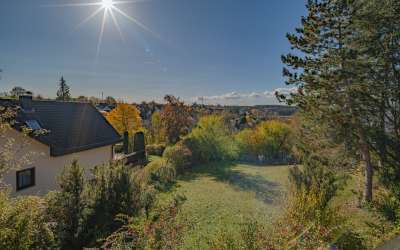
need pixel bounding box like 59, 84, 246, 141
2, 129, 113, 196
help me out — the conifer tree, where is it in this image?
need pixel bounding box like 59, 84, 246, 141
56, 76, 71, 101
353, 0, 400, 197
280, 0, 377, 201
48, 160, 86, 249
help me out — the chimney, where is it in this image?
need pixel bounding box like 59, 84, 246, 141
19, 93, 33, 112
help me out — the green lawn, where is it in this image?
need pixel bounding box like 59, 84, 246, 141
158, 161, 290, 249
148, 156, 393, 249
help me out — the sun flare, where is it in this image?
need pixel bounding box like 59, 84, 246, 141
101, 0, 114, 9
44, 0, 159, 59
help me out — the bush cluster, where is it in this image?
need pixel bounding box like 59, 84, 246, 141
208, 220, 269, 250
374, 188, 400, 225
185, 115, 238, 163
163, 142, 192, 173
103, 195, 186, 250
269, 157, 366, 249
0, 192, 57, 249
146, 144, 166, 156
235, 120, 293, 164
140, 159, 176, 191
45, 160, 142, 248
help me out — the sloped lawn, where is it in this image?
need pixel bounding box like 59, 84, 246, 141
158, 161, 290, 249
150, 158, 392, 249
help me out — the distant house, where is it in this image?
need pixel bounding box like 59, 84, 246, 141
96, 103, 115, 114
0, 95, 121, 196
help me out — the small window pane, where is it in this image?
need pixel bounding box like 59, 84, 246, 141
26, 120, 41, 130
16, 168, 35, 191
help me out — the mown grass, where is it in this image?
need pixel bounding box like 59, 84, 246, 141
147, 156, 395, 249
157, 161, 290, 249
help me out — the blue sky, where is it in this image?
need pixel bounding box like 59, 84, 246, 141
0, 0, 306, 105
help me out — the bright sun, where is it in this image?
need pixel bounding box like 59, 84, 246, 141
102, 0, 114, 9
44, 0, 160, 59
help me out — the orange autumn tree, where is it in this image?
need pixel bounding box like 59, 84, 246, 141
106, 103, 142, 136
161, 95, 192, 144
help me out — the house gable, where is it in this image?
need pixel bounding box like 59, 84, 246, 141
0, 96, 122, 156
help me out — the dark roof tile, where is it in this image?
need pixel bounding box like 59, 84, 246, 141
1, 99, 121, 156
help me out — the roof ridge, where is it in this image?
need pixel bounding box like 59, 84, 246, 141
86, 103, 121, 138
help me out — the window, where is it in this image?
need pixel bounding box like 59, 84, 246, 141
16, 167, 35, 191
26, 120, 41, 130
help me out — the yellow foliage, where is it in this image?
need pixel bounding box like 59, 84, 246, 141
235, 120, 292, 160
106, 103, 142, 135
150, 111, 166, 144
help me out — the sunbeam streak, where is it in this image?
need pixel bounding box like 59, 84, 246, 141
44, 0, 158, 58
75, 7, 104, 31
42, 3, 102, 8
96, 9, 108, 60
111, 6, 161, 40
113, 0, 151, 5
109, 9, 125, 42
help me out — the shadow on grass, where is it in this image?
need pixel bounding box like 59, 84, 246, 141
179, 162, 283, 204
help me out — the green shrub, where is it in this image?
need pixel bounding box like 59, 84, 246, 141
271, 161, 349, 249
146, 144, 166, 156
139, 185, 157, 218
209, 220, 269, 250
145, 159, 176, 191
375, 189, 400, 224
209, 231, 240, 250
47, 161, 142, 248
334, 230, 366, 250
0, 191, 57, 250
103, 195, 186, 250
235, 128, 254, 160
235, 120, 293, 163
240, 220, 269, 250
46, 160, 86, 249
186, 115, 238, 163
163, 142, 192, 173
83, 162, 141, 245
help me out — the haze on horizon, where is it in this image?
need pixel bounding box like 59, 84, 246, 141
0, 0, 306, 105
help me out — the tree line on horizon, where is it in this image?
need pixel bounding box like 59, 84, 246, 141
0, 76, 118, 105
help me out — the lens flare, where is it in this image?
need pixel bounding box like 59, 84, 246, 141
43, 0, 160, 60
102, 0, 114, 9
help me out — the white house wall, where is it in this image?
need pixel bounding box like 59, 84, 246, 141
1, 128, 113, 196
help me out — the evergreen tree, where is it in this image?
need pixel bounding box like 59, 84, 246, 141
56, 76, 71, 101
279, 0, 377, 201
84, 162, 141, 245
353, 0, 400, 198
47, 160, 86, 249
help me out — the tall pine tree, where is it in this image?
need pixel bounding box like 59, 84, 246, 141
56, 76, 71, 101
353, 0, 400, 198
280, 0, 377, 202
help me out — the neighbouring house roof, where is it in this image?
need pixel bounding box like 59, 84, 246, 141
0, 97, 122, 156
96, 103, 115, 112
